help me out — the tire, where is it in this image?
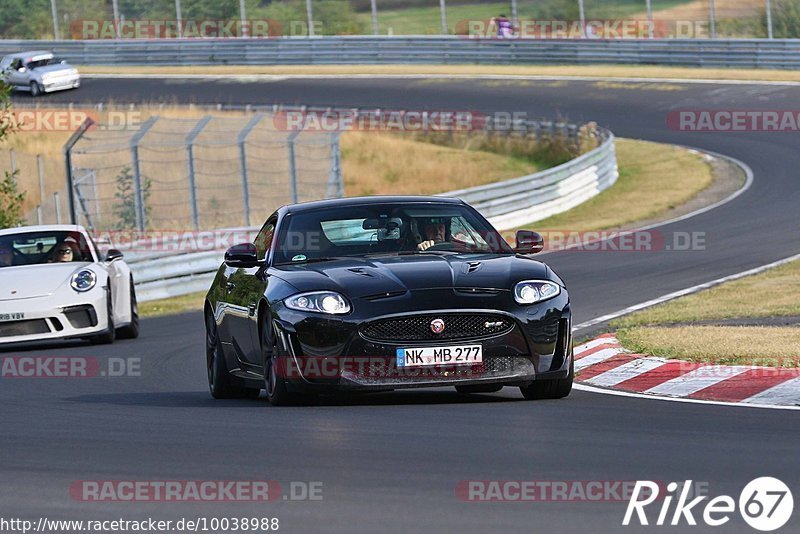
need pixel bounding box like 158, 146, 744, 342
455, 384, 503, 394
205, 310, 258, 399
116, 279, 139, 339
29, 82, 41, 97
520, 356, 573, 400
261, 319, 298, 406
91, 288, 115, 345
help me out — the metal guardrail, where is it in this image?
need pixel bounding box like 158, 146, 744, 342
3, 37, 800, 69
126, 120, 617, 302
445, 132, 617, 231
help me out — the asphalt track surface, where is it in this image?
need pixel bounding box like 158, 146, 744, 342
3, 77, 800, 533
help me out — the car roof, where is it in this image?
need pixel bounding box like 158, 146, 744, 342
3, 51, 54, 60
0, 224, 88, 237
282, 195, 465, 215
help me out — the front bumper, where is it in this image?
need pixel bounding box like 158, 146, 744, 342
0, 291, 108, 345
43, 75, 80, 92
272, 289, 571, 391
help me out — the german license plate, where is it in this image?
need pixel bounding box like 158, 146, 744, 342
0, 312, 24, 322
396, 345, 482, 368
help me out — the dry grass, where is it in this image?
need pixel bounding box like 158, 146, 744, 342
340, 131, 538, 196
139, 291, 205, 318
630, 0, 761, 21
527, 138, 714, 233
614, 259, 800, 327
617, 326, 800, 365
78, 64, 800, 83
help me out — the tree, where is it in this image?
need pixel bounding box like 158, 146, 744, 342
112, 166, 151, 229
0, 82, 25, 229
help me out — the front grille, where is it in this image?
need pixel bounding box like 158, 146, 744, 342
360, 313, 515, 343
0, 319, 51, 338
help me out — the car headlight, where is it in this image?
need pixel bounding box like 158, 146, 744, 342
285, 291, 351, 314
513, 280, 561, 305
70, 269, 97, 292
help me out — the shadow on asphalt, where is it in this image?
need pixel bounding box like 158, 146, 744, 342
65, 389, 523, 408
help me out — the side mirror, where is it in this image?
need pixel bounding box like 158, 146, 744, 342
514, 230, 544, 254
105, 249, 124, 262
224, 243, 260, 268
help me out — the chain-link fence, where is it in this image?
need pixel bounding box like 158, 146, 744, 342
0, 0, 783, 40
6, 112, 342, 232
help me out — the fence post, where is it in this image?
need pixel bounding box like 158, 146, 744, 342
578, 0, 586, 38
175, 0, 183, 38
50, 0, 60, 40
709, 0, 717, 38
36, 205, 42, 225
371, 0, 379, 35
10, 149, 16, 175
306, 0, 315, 36
237, 113, 264, 227
326, 132, 343, 198
129, 116, 158, 231
287, 130, 301, 204
63, 118, 95, 226
54, 192, 62, 224
766, 0, 773, 39
439, 0, 448, 34
186, 115, 212, 231
37, 155, 45, 207
646, 0, 653, 39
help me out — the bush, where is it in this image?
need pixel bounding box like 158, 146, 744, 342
0, 171, 25, 229
761, 0, 800, 37
112, 166, 152, 230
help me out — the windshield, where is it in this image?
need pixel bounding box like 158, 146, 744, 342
273, 202, 513, 265
0, 230, 93, 268
26, 56, 63, 69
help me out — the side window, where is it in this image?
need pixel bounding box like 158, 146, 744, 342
254, 220, 276, 261
0, 57, 11, 71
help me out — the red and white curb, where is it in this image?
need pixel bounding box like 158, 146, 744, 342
574, 334, 800, 406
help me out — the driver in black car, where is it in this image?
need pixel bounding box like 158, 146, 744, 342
416, 218, 469, 251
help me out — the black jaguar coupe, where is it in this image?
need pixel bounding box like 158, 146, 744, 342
204, 196, 573, 405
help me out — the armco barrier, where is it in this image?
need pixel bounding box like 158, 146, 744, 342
2, 37, 800, 69
126, 121, 617, 302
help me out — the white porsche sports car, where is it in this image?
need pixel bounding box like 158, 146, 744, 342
0, 225, 138, 345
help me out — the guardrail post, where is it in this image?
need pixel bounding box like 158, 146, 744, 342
237, 113, 264, 226
287, 130, 301, 204
63, 118, 95, 226
185, 116, 212, 231
129, 116, 158, 231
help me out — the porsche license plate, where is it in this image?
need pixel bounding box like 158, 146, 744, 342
0, 312, 24, 322
396, 345, 482, 367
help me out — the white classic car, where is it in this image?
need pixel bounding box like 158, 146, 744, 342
0, 225, 138, 345
0, 51, 80, 96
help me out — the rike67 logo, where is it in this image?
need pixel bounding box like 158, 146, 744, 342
623, 478, 793, 531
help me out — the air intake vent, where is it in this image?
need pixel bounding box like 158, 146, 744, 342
347, 268, 374, 277
362, 290, 407, 301
466, 261, 481, 273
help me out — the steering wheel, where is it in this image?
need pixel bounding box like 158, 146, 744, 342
424, 242, 455, 252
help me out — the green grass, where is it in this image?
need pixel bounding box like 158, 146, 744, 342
139, 291, 206, 318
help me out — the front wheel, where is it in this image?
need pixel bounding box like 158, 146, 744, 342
29, 82, 42, 97
261, 319, 298, 406
91, 288, 115, 345
116, 279, 139, 339
206, 310, 257, 399
519, 357, 573, 400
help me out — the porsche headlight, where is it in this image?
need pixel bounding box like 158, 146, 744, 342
70, 269, 97, 292
513, 280, 561, 305
285, 291, 351, 314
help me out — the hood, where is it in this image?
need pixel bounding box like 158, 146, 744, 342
273, 254, 549, 298
0, 262, 94, 301
32, 64, 75, 75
